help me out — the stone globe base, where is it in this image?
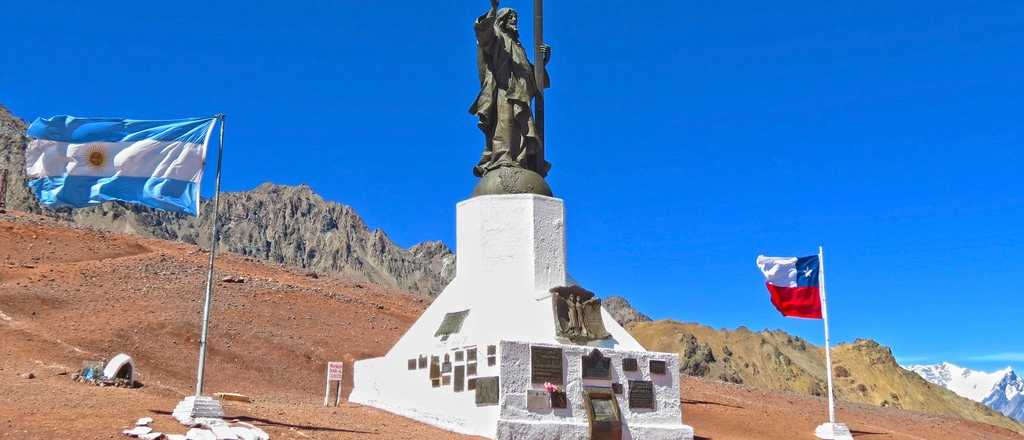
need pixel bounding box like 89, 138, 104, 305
472, 166, 553, 197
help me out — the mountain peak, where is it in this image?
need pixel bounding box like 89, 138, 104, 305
908, 362, 1024, 423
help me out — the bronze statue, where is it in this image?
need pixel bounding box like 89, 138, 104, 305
551, 285, 611, 344
470, 0, 553, 196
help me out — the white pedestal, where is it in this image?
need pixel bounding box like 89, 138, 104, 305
815, 422, 854, 440
172, 395, 224, 425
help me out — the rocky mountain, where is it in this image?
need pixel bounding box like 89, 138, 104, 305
908, 362, 1024, 422
602, 295, 652, 327
629, 320, 1024, 434
0, 105, 454, 296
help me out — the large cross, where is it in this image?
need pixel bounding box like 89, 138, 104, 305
533, 0, 546, 173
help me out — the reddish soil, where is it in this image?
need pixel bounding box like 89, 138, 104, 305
0, 211, 1020, 439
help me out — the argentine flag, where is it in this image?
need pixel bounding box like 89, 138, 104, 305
25, 116, 218, 215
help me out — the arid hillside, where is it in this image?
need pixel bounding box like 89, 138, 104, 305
2, 211, 1022, 439
631, 320, 1024, 435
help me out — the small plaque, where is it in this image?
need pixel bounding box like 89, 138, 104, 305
531, 346, 564, 385
432, 379, 440, 388
475, 376, 499, 406
628, 380, 655, 409
527, 390, 551, 412
468, 378, 477, 390
407, 359, 417, 370
650, 360, 667, 375
455, 351, 464, 362
487, 345, 496, 356
622, 358, 638, 372
612, 383, 623, 394
582, 348, 611, 380
431, 355, 440, 365
467, 363, 478, 376
434, 310, 470, 337
430, 360, 441, 379
488, 356, 496, 367
467, 348, 478, 362
442, 375, 451, 386
442, 361, 452, 374
454, 365, 465, 392
418, 355, 427, 369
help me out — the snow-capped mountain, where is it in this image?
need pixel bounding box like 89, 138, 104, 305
906, 362, 1024, 422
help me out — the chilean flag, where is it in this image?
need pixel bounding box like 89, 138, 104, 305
756, 255, 823, 319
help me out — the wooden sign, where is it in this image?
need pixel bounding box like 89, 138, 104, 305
531, 346, 564, 385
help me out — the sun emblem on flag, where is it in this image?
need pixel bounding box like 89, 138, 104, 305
83, 145, 107, 169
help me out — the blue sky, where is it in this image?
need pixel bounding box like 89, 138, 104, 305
2, 1, 1021, 374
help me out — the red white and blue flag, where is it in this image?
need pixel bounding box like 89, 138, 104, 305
756, 255, 823, 319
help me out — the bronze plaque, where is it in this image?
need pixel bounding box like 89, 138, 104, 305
487, 345, 496, 356
407, 359, 417, 370
442, 361, 452, 374
468, 378, 477, 390
650, 360, 667, 375
467, 348, 478, 362
622, 358, 638, 372
442, 375, 451, 386
454, 365, 465, 392
487, 356, 496, 367
432, 378, 440, 388
475, 376, 499, 406
531, 346, 564, 385
455, 351, 464, 362
430, 360, 441, 379
467, 363, 478, 376
582, 349, 611, 380
418, 355, 427, 369
612, 383, 623, 394
628, 380, 655, 409
584, 389, 622, 440
434, 310, 470, 337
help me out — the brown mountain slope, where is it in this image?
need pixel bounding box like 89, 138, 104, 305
631, 320, 1024, 435
0, 105, 455, 297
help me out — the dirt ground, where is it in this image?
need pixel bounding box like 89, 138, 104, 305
0, 211, 1020, 439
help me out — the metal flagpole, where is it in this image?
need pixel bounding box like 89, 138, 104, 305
195, 114, 226, 397
819, 245, 836, 424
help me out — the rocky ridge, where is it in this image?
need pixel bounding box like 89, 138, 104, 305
602, 295, 652, 327
0, 105, 454, 296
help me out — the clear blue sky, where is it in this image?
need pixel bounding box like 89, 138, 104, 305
2, 1, 1021, 374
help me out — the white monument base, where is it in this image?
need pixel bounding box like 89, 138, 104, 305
350, 194, 695, 439
172, 395, 224, 425
815, 422, 854, 440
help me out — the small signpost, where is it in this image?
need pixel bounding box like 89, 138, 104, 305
324, 362, 344, 406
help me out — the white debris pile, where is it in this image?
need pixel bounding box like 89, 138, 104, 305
121, 416, 269, 440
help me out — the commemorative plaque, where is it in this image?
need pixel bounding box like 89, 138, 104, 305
612, 383, 623, 394
650, 360, 667, 375
455, 350, 465, 362
467, 362, 478, 376
475, 376, 499, 406
527, 390, 550, 412
622, 358, 638, 372
582, 348, 611, 380
467, 348, 477, 362
468, 378, 477, 390
432, 378, 440, 388
454, 365, 466, 392
442, 361, 452, 374
487, 345, 496, 356
488, 356, 496, 367
628, 380, 655, 409
531, 346, 564, 385
407, 359, 417, 370
434, 310, 469, 338
442, 375, 451, 386
418, 355, 427, 369
430, 361, 441, 379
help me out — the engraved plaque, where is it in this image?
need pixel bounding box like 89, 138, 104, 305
432, 378, 440, 388
431, 355, 439, 365
487, 345, 496, 356
442, 361, 452, 374
467, 348, 477, 362
442, 375, 451, 386
527, 390, 550, 412
612, 383, 623, 394
582, 348, 611, 380
454, 365, 465, 392
468, 378, 477, 390
434, 310, 470, 337
418, 355, 427, 369
628, 380, 655, 409
475, 376, 499, 406
531, 346, 564, 385
430, 360, 441, 379
650, 360, 667, 375
487, 356, 496, 367
455, 351, 464, 362
622, 358, 638, 372
467, 363, 478, 376
407, 359, 417, 370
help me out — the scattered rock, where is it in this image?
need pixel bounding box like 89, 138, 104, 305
123, 425, 153, 437
221, 276, 245, 284
18, 372, 34, 379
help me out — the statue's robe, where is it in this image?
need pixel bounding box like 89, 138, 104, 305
470, 8, 550, 177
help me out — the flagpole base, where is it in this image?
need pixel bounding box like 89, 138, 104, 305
172, 395, 225, 425
815, 422, 853, 440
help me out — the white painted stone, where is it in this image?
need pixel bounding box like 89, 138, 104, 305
209, 425, 238, 440
351, 195, 694, 439
815, 422, 854, 440
103, 353, 135, 382
185, 428, 216, 440
140, 432, 164, 440
123, 426, 152, 437
229, 427, 257, 440
172, 396, 224, 425
166, 435, 186, 440
136, 417, 154, 426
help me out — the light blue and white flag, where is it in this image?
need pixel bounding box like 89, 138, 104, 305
25, 116, 218, 215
